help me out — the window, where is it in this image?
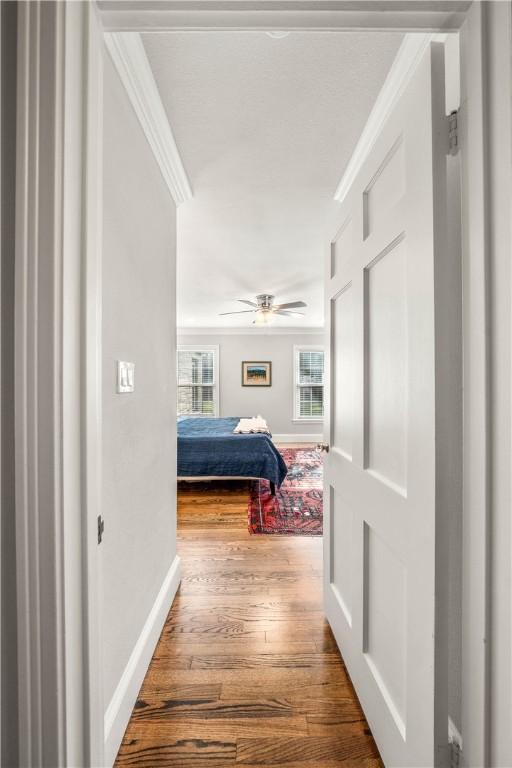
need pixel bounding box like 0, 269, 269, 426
177, 345, 219, 416
294, 346, 324, 421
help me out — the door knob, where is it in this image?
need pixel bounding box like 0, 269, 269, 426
317, 443, 329, 453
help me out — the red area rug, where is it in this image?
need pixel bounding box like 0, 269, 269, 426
249, 447, 323, 535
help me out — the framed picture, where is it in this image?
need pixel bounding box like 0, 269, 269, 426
242, 361, 272, 387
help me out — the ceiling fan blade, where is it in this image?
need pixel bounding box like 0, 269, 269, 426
274, 310, 305, 317
219, 309, 256, 316
237, 299, 258, 307
274, 301, 307, 310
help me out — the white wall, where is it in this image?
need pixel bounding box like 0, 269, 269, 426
177, 331, 325, 439
102, 51, 179, 762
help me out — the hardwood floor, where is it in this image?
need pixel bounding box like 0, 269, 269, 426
115, 473, 382, 767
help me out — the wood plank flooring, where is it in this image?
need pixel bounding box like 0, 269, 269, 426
115, 473, 382, 767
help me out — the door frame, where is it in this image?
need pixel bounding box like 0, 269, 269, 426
14, 2, 501, 766
14, 2, 104, 765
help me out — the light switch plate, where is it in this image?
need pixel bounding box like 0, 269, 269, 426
117, 360, 135, 393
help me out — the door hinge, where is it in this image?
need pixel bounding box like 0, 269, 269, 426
97, 514, 105, 545
447, 110, 459, 155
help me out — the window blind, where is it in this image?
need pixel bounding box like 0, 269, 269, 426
177, 349, 216, 416
295, 349, 324, 419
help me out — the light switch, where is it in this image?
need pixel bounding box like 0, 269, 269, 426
117, 361, 135, 393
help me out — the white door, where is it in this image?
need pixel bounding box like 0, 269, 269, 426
324, 42, 454, 768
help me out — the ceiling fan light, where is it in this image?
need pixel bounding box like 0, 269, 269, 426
254, 309, 272, 326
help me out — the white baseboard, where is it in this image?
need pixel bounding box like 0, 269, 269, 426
273, 433, 323, 443
104, 554, 181, 767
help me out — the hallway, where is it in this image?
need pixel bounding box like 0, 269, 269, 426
115, 475, 381, 766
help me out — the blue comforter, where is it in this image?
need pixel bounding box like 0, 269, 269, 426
177, 417, 287, 488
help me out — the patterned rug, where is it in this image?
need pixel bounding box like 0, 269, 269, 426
249, 447, 323, 536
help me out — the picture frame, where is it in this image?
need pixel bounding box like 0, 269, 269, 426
241, 361, 272, 387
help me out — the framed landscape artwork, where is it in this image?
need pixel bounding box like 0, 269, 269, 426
242, 361, 272, 387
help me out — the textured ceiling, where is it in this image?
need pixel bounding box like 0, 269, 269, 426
143, 31, 403, 328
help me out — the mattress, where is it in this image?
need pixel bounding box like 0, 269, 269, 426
177, 416, 287, 488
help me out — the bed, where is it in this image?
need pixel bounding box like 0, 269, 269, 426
177, 416, 287, 494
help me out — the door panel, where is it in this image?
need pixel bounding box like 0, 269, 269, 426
324, 42, 450, 767
363, 137, 406, 239
331, 217, 354, 278
330, 488, 353, 625
332, 284, 354, 460
366, 236, 408, 494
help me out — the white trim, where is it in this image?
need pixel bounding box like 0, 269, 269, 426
14, 3, 105, 764
104, 555, 181, 767
459, 5, 491, 765
177, 344, 220, 417
103, 32, 192, 206
293, 344, 325, 422
334, 33, 434, 204
98, 2, 470, 33
273, 433, 323, 444
82, 4, 106, 765
15, 8, 55, 761
177, 326, 325, 337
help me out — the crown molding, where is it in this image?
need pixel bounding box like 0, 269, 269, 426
98, 2, 470, 33
334, 32, 435, 204
177, 326, 325, 336
104, 32, 192, 206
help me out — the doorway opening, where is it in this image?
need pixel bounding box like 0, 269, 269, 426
100, 26, 462, 768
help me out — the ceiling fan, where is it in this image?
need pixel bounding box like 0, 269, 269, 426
219, 294, 306, 325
